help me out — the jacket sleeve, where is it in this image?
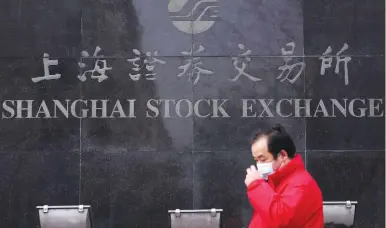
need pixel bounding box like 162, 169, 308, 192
247, 179, 306, 227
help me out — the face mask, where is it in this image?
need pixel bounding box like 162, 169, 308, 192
256, 162, 274, 180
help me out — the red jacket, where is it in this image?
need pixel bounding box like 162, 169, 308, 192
247, 154, 324, 228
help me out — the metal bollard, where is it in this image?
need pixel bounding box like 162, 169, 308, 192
168, 209, 223, 228
36, 205, 93, 228
323, 201, 358, 226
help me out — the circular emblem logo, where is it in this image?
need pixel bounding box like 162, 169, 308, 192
168, 0, 219, 34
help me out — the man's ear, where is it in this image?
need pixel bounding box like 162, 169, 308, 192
279, 150, 288, 158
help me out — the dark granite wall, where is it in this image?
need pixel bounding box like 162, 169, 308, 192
0, 0, 384, 227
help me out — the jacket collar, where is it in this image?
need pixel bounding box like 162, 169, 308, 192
268, 154, 305, 186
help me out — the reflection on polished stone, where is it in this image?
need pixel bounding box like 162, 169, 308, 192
0, 150, 80, 227
192, 57, 305, 151
304, 0, 385, 55
0, 57, 81, 227
82, 0, 192, 57
0, 0, 81, 57
79, 57, 193, 152
0, 58, 80, 151
81, 150, 193, 228
305, 57, 385, 150
192, 0, 303, 56
308, 151, 385, 228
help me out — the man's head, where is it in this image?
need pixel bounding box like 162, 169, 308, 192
251, 124, 296, 172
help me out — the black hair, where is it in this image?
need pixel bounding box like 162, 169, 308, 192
251, 124, 296, 159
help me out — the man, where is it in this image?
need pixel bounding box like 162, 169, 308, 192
244, 124, 324, 228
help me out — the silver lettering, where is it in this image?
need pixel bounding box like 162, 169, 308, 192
258, 99, 274, 117
2, 100, 15, 118
146, 99, 159, 118
241, 99, 256, 117
16, 100, 33, 118
294, 99, 311, 117
369, 99, 384, 117
212, 99, 230, 117
110, 100, 126, 118
348, 99, 366, 117
53, 100, 69, 118
330, 99, 347, 117
126, 99, 136, 118
91, 100, 108, 118
35, 100, 51, 118
194, 99, 210, 118
176, 99, 193, 118
71, 100, 88, 118
276, 99, 292, 117
313, 100, 330, 117
161, 99, 175, 118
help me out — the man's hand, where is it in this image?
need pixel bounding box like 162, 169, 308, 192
244, 165, 263, 187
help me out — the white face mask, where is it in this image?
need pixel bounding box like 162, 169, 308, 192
256, 162, 274, 180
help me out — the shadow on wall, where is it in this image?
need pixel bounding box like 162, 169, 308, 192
81, 0, 174, 151
0, 0, 177, 227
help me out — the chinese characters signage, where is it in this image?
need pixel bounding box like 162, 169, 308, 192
29, 42, 352, 86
